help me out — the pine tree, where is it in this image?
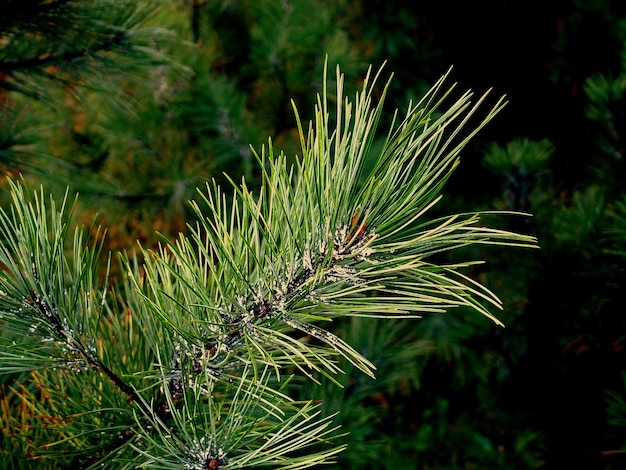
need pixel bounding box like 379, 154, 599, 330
0, 63, 536, 468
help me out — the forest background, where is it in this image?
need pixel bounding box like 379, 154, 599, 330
2, 0, 626, 468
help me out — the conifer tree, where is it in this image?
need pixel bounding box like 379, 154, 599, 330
0, 62, 536, 468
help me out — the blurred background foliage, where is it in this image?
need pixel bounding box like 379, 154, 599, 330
2, 0, 626, 468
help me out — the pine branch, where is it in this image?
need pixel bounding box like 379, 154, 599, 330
0, 63, 537, 467
129, 63, 536, 390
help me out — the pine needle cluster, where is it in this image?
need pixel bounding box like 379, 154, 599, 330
0, 64, 536, 468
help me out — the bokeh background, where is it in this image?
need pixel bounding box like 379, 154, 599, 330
2, 1, 626, 468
